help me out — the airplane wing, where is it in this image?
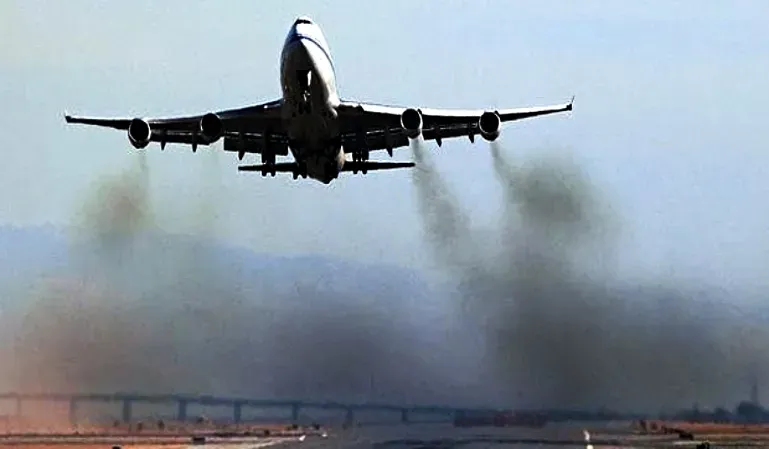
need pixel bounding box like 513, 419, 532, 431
336, 97, 573, 155
64, 99, 288, 156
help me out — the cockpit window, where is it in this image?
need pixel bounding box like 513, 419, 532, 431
294, 18, 313, 26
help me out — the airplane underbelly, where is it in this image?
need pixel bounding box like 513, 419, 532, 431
285, 101, 340, 147
284, 107, 344, 184
289, 113, 330, 141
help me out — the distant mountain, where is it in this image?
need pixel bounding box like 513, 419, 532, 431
0, 224, 69, 284
0, 224, 429, 298
0, 224, 481, 406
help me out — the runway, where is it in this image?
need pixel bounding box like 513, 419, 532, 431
283, 422, 769, 449
0, 422, 765, 449
280, 423, 665, 449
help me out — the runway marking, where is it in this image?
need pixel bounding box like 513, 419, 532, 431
184, 437, 300, 449
584, 429, 594, 449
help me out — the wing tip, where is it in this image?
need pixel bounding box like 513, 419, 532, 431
567, 95, 575, 111
64, 112, 73, 123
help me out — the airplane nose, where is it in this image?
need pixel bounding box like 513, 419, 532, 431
294, 16, 313, 26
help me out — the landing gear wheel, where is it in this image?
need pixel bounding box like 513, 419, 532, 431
294, 161, 307, 179
352, 149, 370, 174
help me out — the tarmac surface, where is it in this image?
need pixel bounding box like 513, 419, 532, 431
274, 423, 769, 449
0, 422, 766, 449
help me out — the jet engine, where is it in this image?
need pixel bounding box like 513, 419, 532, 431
199, 112, 223, 142
478, 111, 501, 142
127, 118, 151, 149
400, 108, 423, 139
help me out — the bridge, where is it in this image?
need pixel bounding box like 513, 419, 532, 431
0, 393, 510, 426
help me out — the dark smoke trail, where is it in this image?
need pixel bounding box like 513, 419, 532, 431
189, 146, 223, 238
5, 147, 456, 408
482, 145, 620, 405
75, 151, 153, 251
408, 140, 505, 402
410, 140, 476, 269
413, 142, 769, 411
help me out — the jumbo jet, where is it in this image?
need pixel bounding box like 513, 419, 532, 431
65, 16, 574, 185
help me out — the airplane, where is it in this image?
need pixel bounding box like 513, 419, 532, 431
64, 16, 574, 185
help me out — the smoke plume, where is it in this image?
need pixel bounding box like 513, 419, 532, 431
411, 141, 769, 411
3, 147, 457, 412
410, 140, 476, 268
5, 137, 766, 418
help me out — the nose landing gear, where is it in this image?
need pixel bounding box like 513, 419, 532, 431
296, 69, 312, 91
295, 70, 313, 115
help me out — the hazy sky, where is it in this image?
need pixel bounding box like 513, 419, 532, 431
2, 0, 769, 290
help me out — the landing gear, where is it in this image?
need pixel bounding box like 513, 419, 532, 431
291, 98, 312, 117
297, 70, 311, 91
260, 151, 276, 177
295, 70, 313, 116
352, 149, 369, 174
292, 162, 307, 180
260, 166, 276, 177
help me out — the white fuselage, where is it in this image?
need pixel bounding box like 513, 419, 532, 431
279, 18, 346, 184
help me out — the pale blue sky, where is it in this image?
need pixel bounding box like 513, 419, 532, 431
2, 0, 769, 291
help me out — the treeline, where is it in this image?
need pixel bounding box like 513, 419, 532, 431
665, 401, 769, 423
519, 401, 769, 424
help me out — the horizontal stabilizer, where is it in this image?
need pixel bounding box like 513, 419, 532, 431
238, 160, 415, 173
341, 161, 415, 172
238, 162, 300, 173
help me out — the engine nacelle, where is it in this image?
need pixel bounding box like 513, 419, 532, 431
127, 118, 151, 149
478, 111, 501, 142
199, 112, 223, 142
400, 108, 423, 139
